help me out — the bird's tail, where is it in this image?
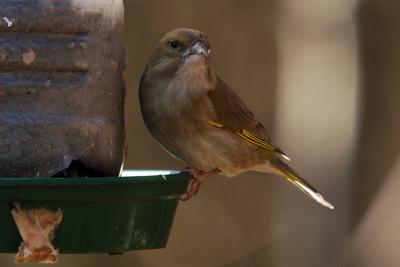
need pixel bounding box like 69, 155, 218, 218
273, 160, 334, 209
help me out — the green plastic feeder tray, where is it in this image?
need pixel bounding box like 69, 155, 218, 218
0, 170, 191, 254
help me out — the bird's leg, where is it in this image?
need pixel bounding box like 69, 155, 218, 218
180, 168, 220, 201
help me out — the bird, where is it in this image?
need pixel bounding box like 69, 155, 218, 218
139, 28, 334, 209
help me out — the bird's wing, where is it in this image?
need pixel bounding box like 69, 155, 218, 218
206, 77, 335, 209
207, 77, 289, 160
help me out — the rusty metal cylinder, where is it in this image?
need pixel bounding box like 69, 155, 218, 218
0, 0, 126, 177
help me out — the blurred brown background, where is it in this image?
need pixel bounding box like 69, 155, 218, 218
1, 0, 400, 266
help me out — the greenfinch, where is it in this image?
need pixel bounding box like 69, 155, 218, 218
139, 28, 334, 209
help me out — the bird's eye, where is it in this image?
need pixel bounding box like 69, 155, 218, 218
169, 40, 179, 49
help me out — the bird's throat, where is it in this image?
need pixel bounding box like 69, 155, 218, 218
175, 63, 217, 93
184, 54, 207, 65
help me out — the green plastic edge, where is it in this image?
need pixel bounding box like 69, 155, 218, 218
0, 170, 192, 186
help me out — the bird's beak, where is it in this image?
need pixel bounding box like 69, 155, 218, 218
183, 42, 210, 65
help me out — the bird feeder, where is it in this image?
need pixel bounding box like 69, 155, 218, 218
0, 0, 190, 263
0, 170, 190, 263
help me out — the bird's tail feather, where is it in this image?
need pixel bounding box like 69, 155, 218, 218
273, 161, 334, 209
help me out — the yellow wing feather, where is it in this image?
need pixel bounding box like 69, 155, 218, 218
209, 120, 289, 160
241, 129, 275, 150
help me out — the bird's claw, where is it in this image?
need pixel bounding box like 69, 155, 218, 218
180, 179, 201, 201
180, 168, 219, 201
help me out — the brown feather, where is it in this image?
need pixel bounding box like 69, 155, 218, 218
207, 77, 288, 158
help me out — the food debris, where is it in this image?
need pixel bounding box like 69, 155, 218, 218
11, 202, 63, 264
3, 17, 12, 27
22, 49, 36, 65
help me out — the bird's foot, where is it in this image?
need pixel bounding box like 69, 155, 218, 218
180, 168, 220, 201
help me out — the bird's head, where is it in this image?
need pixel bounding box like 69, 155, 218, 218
148, 28, 211, 75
